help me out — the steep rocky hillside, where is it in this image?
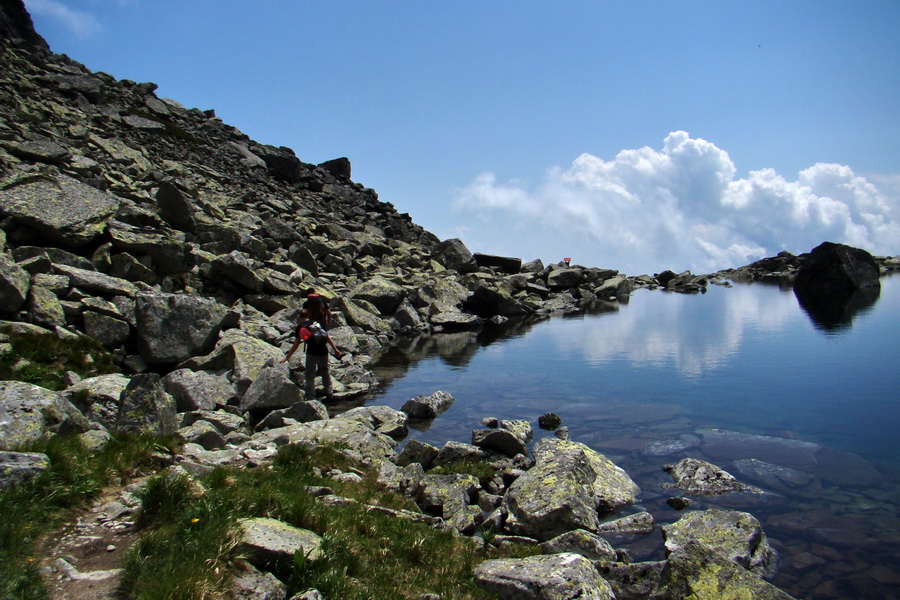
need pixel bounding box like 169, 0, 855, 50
0, 0, 650, 390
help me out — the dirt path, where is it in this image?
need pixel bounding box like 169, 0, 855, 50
38, 482, 144, 600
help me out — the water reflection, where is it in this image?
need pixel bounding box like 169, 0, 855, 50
553, 285, 802, 378
794, 284, 882, 333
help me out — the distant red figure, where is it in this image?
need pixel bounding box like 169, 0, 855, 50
564, 257, 571, 267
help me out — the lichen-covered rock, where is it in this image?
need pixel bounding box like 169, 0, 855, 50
340, 405, 408, 440
0, 451, 50, 490
474, 552, 615, 600
135, 292, 228, 364
547, 267, 584, 289
662, 457, 755, 496
106, 220, 194, 276
83, 309, 130, 348
652, 540, 796, 600
661, 509, 778, 578
114, 373, 177, 436
0, 174, 120, 247
250, 418, 398, 466
161, 368, 236, 412
231, 560, 288, 600
401, 390, 455, 419
25, 284, 65, 326
239, 364, 302, 412
595, 511, 655, 535
349, 275, 406, 315
433, 238, 477, 273
0, 381, 90, 450
177, 419, 227, 450
504, 438, 640, 540
395, 438, 439, 469
238, 516, 323, 565
541, 529, 617, 561
63, 373, 130, 428
53, 264, 138, 298
472, 420, 530, 457
0, 251, 30, 313
179, 329, 283, 385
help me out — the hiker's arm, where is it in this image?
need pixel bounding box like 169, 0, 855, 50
327, 336, 342, 358
282, 337, 303, 363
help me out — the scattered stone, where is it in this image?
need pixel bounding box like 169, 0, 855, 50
474, 552, 615, 600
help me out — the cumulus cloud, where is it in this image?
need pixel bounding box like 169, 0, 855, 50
24, 0, 103, 38
453, 132, 900, 274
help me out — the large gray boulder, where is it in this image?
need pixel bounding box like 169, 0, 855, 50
652, 540, 796, 600
114, 373, 177, 435
0, 174, 120, 247
474, 553, 615, 600
473, 253, 522, 274
63, 373, 130, 430
155, 181, 197, 233
106, 221, 194, 276
472, 419, 533, 457
0, 251, 30, 313
0, 451, 50, 491
433, 238, 477, 273
400, 391, 455, 420
349, 276, 406, 315
250, 418, 398, 467
179, 329, 283, 386
53, 264, 138, 298
504, 438, 640, 540
465, 285, 530, 317
0, 381, 90, 450
661, 509, 778, 578
209, 251, 265, 292
135, 292, 228, 364
541, 529, 617, 561
340, 405, 408, 440
161, 368, 236, 412
547, 267, 583, 289
239, 365, 303, 413
793, 241, 881, 296
238, 517, 323, 565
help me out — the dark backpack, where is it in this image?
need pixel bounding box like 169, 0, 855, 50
299, 321, 328, 346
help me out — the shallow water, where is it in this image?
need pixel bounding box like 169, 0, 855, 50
364, 275, 900, 600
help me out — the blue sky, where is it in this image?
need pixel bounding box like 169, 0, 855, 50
24, 1, 900, 275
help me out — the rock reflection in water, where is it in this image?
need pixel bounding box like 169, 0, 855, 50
794, 284, 882, 332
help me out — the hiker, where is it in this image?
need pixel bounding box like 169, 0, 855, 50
302, 289, 332, 325
282, 300, 342, 399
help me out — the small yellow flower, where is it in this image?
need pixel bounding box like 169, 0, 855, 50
27, 558, 34, 562
191, 518, 200, 523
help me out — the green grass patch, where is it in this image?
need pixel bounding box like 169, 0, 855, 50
429, 458, 498, 485
0, 331, 118, 390
0, 434, 180, 599
123, 443, 537, 600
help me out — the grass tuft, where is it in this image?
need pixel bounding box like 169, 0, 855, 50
0, 331, 118, 390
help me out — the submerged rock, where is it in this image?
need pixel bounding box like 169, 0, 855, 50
662, 457, 757, 496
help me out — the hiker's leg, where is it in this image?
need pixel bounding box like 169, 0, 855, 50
304, 352, 317, 398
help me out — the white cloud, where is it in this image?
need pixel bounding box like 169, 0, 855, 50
453, 132, 900, 274
24, 0, 103, 38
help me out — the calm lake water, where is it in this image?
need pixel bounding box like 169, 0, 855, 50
364, 274, 900, 600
